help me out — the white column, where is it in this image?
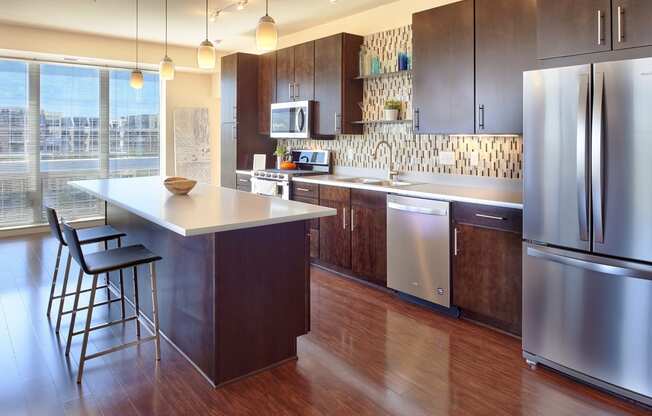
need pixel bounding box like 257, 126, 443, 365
27, 63, 41, 223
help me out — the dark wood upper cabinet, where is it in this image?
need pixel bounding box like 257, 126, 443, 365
537, 0, 612, 59
276, 47, 294, 102
351, 190, 387, 286
319, 186, 351, 270
314, 33, 363, 137
612, 0, 652, 50
475, 0, 536, 134
293, 41, 315, 101
257, 52, 276, 135
412, 0, 475, 134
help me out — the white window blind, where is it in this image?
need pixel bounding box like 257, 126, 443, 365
0, 59, 160, 229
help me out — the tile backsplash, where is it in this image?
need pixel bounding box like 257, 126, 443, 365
285, 26, 523, 180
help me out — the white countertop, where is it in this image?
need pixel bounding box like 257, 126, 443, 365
70, 176, 336, 237
293, 175, 523, 209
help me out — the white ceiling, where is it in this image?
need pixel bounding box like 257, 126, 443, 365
0, 0, 400, 52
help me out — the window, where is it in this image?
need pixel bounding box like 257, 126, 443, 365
0, 59, 160, 229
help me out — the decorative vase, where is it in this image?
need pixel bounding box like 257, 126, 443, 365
384, 109, 399, 121
276, 156, 283, 169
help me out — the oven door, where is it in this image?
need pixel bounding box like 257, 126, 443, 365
270, 101, 311, 139
251, 178, 290, 200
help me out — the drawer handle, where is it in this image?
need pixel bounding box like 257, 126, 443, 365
475, 213, 506, 221
238, 178, 249, 183
296, 187, 311, 192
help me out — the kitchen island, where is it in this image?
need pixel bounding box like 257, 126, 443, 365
70, 176, 336, 387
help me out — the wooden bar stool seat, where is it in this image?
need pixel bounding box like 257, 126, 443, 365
61, 222, 162, 384
45, 207, 127, 334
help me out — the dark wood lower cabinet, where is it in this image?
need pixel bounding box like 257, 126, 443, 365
293, 194, 320, 260
319, 186, 351, 269
351, 190, 387, 286
452, 223, 523, 335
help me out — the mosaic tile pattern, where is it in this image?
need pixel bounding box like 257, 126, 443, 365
286, 25, 523, 179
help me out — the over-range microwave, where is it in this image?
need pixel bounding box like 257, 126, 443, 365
270, 101, 313, 139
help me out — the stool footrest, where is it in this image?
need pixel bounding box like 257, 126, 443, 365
61, 296, 123, 315
52, 284, 109, 300
72, 315, 137, 336
83, 335, 157, 361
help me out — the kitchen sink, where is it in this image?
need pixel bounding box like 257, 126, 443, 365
331, 177, 413, 187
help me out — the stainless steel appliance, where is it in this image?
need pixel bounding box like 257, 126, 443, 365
250, 149, 330, 199
523, 57, 652, 406
270, 101, 313, 139
387, 195, 450, 307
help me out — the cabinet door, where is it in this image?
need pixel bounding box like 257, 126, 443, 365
258, 52, 276, 135
276, 47, 294, 102
220, 54, 237, 123
314, 34, 342, 136
293, 41, 315, 101
319, 186, 351, 269
537, 0, 612, 59
351, 190, 387, 286
475, 0, 536, 134
452, 223, 523, 335
613, 0, 652, 50
412, 0, 475, 134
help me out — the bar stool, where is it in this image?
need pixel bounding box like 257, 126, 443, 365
45, 207, 127, 333
61, 222, 162, 384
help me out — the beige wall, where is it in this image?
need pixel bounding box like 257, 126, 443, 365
164, 72, 221, 185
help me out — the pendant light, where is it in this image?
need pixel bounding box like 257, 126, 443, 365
130, 0, 144, 89
197, 0, 216, 69
159, 0, 175, 80
256, 0, 277, 52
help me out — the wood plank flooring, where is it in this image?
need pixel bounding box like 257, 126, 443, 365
0, 233, 648, 415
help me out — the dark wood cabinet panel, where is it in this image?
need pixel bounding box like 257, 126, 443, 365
475, 0, 536, 134
612, 0, 652, 50
293, 194, 320, 260
453, 202, 523, 234
537, 0, 612, 59
453, 223, 523, 335
314, 34, 342, 136
412, 0, 475, 134
351, 190, 387, 286
319, 186, 351, 269
258, 52, 276, 135
276, 47, 294, 102
293, 41, 315, 101
293, 181, 319, 199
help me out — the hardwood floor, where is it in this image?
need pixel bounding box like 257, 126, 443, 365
0, 233, 648, 415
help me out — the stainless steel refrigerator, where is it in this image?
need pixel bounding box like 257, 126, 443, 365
523, 57, 652, 406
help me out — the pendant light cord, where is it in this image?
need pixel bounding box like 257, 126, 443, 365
165, 0, 168, 55
266, 0, 269, 16
205, 0, 209, 41
135, 0, 139, 69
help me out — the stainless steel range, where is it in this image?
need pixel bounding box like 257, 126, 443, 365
251, 150, 330, 199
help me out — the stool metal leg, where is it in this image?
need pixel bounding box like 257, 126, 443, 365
65, 269, 85, 356
55, 252, 72, 333
46, 243, 63, 317
118, 238, 125, 320
149, 262, 161, 361
77, 273, 99, 384
133, 266, 141, 338
104, 240, 110, 304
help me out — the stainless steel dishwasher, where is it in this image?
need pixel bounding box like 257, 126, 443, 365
387, 194, 450, 307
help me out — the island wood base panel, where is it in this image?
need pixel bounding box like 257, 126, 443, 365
107, 203, 310, 386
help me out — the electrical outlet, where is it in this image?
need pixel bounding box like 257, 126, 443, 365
439, 151, 455, 166
469, 152, 479, 167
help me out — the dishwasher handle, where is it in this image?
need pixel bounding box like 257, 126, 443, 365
388, 201, 448, 216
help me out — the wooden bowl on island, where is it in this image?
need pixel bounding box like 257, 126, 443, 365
164, 177, 197, 195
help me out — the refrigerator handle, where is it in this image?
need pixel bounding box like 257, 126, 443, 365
527, 245, 652, 282
592, 71, 605, 244
576, 74, 590, 242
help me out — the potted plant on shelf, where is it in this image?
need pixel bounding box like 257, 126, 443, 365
384, 99, 402, 121
274, 143, 287, 169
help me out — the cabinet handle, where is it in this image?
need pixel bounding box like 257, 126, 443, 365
478, 105, 485, 130
289, 83, 294, 101
617, 6, 624, 43
351, 208, 355, 231
233, 106, 237, 122
238, 178, 249, 183
334, 113, 342, 134
475, 213, 507, 221
342, 207, 347, 230
294, 83, 299, 100
454, 227, 459, 256
597, 10, 604, 45
296, 187, 310, 192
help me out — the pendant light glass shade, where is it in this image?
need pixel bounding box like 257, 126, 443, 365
256, 0, 277, 52
256, 15, 277, 51
130, 69, 144, 89
159, 0, 175, 80
197, 0, 215, 69
159, 56, 175, 80
197, 39, 216, 69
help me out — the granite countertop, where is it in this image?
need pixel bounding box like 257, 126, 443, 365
70, 176, 336, 237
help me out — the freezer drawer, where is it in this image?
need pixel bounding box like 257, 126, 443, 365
387, 195, 450, 307
523, 243, 652, 405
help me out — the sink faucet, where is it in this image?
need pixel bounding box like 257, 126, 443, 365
372, 140, 399, 181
